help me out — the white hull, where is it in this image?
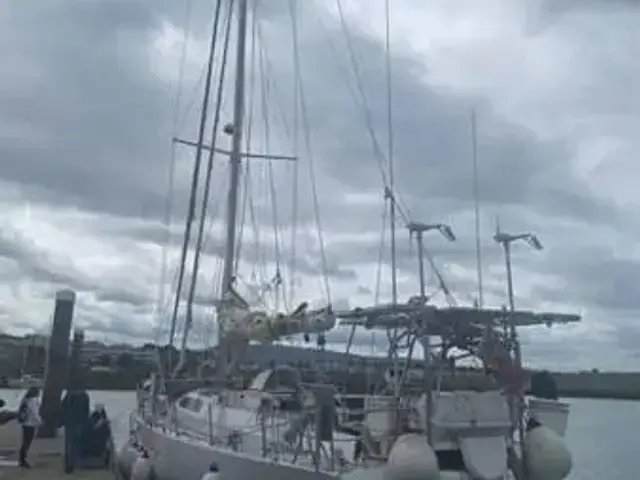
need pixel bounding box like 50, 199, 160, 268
131, 385, 573, 480
135, 424, 496, 480
138, 423, 338, 480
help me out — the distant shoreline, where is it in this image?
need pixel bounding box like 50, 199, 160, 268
86, 370, 640, 401
440, 370, 640, 401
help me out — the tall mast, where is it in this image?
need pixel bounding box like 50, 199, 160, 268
471, 109, 484, 307
384, 0, 397, 308
220, 0, 249, 320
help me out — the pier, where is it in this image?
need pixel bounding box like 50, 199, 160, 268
40, 289, 76, 439
0, 421, 114, 479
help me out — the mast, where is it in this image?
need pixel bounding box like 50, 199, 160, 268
169, 0, 296, 371
383, 0, 402, 406
220, 0, 249, 327
384, 0, 398, 309
414, 229, 433, 445
471, 109, 484, 307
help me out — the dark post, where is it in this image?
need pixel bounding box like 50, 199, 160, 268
38, 289, 75, 438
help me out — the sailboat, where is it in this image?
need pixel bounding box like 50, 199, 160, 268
119, 1, 581, 479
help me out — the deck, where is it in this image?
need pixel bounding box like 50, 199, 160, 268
0, 421, 115, 479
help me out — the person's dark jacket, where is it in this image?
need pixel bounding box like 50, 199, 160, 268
59, 390, 90, 428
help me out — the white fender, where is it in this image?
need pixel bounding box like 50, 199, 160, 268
386, 434, 440, 480
525, 425, 572, 480
116, 442, 140, 478
131, 451, 154, 480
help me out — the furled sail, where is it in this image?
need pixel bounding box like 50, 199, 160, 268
218, 286, 336, 344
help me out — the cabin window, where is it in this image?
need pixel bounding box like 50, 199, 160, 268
178, 397, 203, 412
190, 398, 203, 412
264, 367, 300, 391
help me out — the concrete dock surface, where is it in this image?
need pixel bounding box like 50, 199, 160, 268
0, 421, 114, 479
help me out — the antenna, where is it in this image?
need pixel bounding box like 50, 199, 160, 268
471, 109, 484, 308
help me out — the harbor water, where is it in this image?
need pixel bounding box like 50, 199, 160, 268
0, 389, 634, 479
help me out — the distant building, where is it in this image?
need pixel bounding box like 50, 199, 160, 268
80, 343, 156, 365
238, 344, 390, 373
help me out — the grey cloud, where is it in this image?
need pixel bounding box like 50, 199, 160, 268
280, 10, 620, 233
0, 0, 630, 236
73, 297, 156, 341
0, 225, 155, 309
1, 0, 639, 370
615, 325, 640, 361
0, 0, 176, 220
0, 0, 317, 225
0, 226, 89, 291
532, 246, 640, 315
356, 285, 373, 295
535, 0, 639, 19
93, 290, 151, 309
0, 0, 611, 231
91, 217, 358, 281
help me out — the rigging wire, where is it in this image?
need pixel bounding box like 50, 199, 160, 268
241, 23, 267, 300
234, 0, 259, 278
374, 203, 388, 305
193, 170, 227, 350
382, 0, 404, 396
258, 33, 285, 311
233, 23, 269, 303
371, 200, 389, 355
292, 35, 332, 305
176, 63, 209, 137
288, 0, 300, 307
253, 25, 294, 143
153, 0, 195, 372
333, 0, 455, 306
233, 0, 273, 302
334, 0, 390, 189
471, 108, 484, 307
180, 0, 235, 366
154, 33, 218, 343
384, 0, 398, 307
168, 0, 225, 371
218, 0, 250, 307
234, 7, 300, 312
250, 10, 299, 310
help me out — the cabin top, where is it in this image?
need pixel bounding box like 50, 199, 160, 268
248, 365, 301, 391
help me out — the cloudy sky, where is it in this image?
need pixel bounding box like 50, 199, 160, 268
1, 0, 638, 371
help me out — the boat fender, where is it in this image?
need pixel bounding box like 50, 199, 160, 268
131, 449, 155, 480
116, 441, 141, 479
386, 434, 440, 480
200, 462, 220, 480
524, 424, 572, 480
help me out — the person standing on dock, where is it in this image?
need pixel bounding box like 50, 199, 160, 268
17, 386, 42, 468
60, 383, 90, 473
